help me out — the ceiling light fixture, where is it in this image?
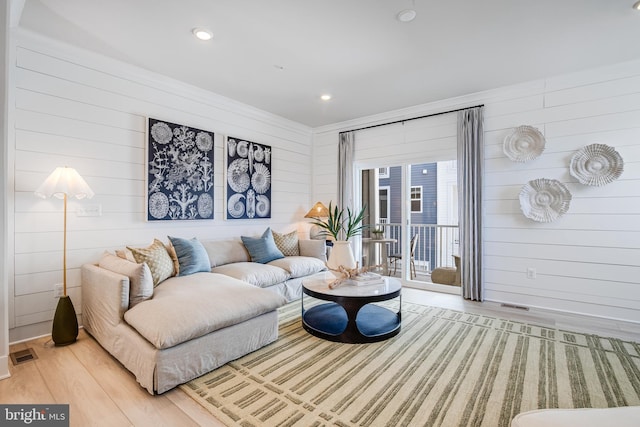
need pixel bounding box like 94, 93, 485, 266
320, 94, 332, 101
396, 9, 417, 23
634, 1, 640, 10
192, 28, 213, 41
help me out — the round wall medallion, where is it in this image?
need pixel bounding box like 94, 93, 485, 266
503, 125, 546, 162
519, 178, 572, 223
569, 144, 623, 186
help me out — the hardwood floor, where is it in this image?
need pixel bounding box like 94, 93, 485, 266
1, 332, 225, 427
2, 288, 638, 427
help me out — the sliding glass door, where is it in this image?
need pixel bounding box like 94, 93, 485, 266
359, 161, 460, 293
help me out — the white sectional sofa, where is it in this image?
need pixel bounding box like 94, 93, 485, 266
81, 231, 327, 394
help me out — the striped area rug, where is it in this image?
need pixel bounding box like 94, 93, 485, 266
180, 301, 640, 426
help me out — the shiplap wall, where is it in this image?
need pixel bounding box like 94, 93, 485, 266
8, 30, 313, 341
312, 60, 640, 324
1, 0, 9, 377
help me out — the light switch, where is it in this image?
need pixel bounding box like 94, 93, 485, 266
77, 204, 102, 217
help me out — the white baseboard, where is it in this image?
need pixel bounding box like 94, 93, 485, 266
487, 299, 640, 341
402, 287, 640, 342
0, 355, 10, 381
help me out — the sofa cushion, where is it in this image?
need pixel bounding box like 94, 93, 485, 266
272, 230, 299, 256
168, 236, 211, 276
241, 228, 284, 264
299, 239, 327, 261
98, 252, 153, 308
124, 272, 286, 349
212, 262, 290, 288
127, 239, 175, 286
268, 256, 327, 279
200, 239, 250, 267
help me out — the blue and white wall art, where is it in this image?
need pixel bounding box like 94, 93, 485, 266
146, 118, 214, 221
225, 136, 272, 220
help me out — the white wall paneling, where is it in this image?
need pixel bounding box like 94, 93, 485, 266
312, 59, 640, 325
7, 30, 313, 342
7, 27, 640, 343
0, 0, 10, 379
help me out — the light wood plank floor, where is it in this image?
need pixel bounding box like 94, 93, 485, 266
1, 288, 638, 427
1, 331, 224, 427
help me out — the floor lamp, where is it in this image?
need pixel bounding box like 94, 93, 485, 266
35, 166, 94, 346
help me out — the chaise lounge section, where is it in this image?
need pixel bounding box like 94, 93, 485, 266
81, 230, 327, 394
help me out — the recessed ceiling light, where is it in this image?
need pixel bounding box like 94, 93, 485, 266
320, 94, 332, 101
192, 28, 213, 41
634, 1, 640, 10
396, 9, 417, 22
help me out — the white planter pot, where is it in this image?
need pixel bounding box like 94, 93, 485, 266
327, 240, 357, 270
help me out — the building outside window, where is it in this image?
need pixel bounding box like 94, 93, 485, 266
379, 186, 389, 223
410, 186, 422, 213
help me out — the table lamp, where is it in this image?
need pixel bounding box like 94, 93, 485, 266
304, 201, 330, 240
35, 166, 94, 346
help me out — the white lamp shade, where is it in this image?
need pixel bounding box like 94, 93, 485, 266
34, 167, 95, 200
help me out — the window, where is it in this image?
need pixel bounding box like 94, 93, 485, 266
410, 186, 422, 213
379, 186, 390, 223
378, 167, 389, 179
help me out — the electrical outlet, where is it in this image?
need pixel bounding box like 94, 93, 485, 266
53, 283, 63, 298
526, 268, 536, 280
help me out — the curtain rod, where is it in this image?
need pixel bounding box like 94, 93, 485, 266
338, 104, 485, 135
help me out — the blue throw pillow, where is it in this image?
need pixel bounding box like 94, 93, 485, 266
167, 236, 211, 276
241, 228, 285, 264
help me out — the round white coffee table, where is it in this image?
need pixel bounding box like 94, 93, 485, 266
301, 272, 401, 343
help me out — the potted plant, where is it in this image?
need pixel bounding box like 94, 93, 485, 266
310, 202, 367, 269
371, 226, 385, 240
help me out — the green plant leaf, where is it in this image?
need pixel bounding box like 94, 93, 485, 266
309, 202, 367, 241
309, 202, 343, 240
345, 204, 368, 240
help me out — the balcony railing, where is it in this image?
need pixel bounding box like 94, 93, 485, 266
368, 223, 459, 277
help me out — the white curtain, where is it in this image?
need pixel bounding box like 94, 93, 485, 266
338, 132, 355, 239
457, 107, 484, 301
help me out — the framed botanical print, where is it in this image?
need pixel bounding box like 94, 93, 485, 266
146, 118, 214, 220
225, 136, 272, 219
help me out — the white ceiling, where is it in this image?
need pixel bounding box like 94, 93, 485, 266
17, 0, 640, 128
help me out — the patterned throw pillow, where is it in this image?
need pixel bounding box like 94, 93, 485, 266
272, 230, 299, 257
127, 239, 175, 286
